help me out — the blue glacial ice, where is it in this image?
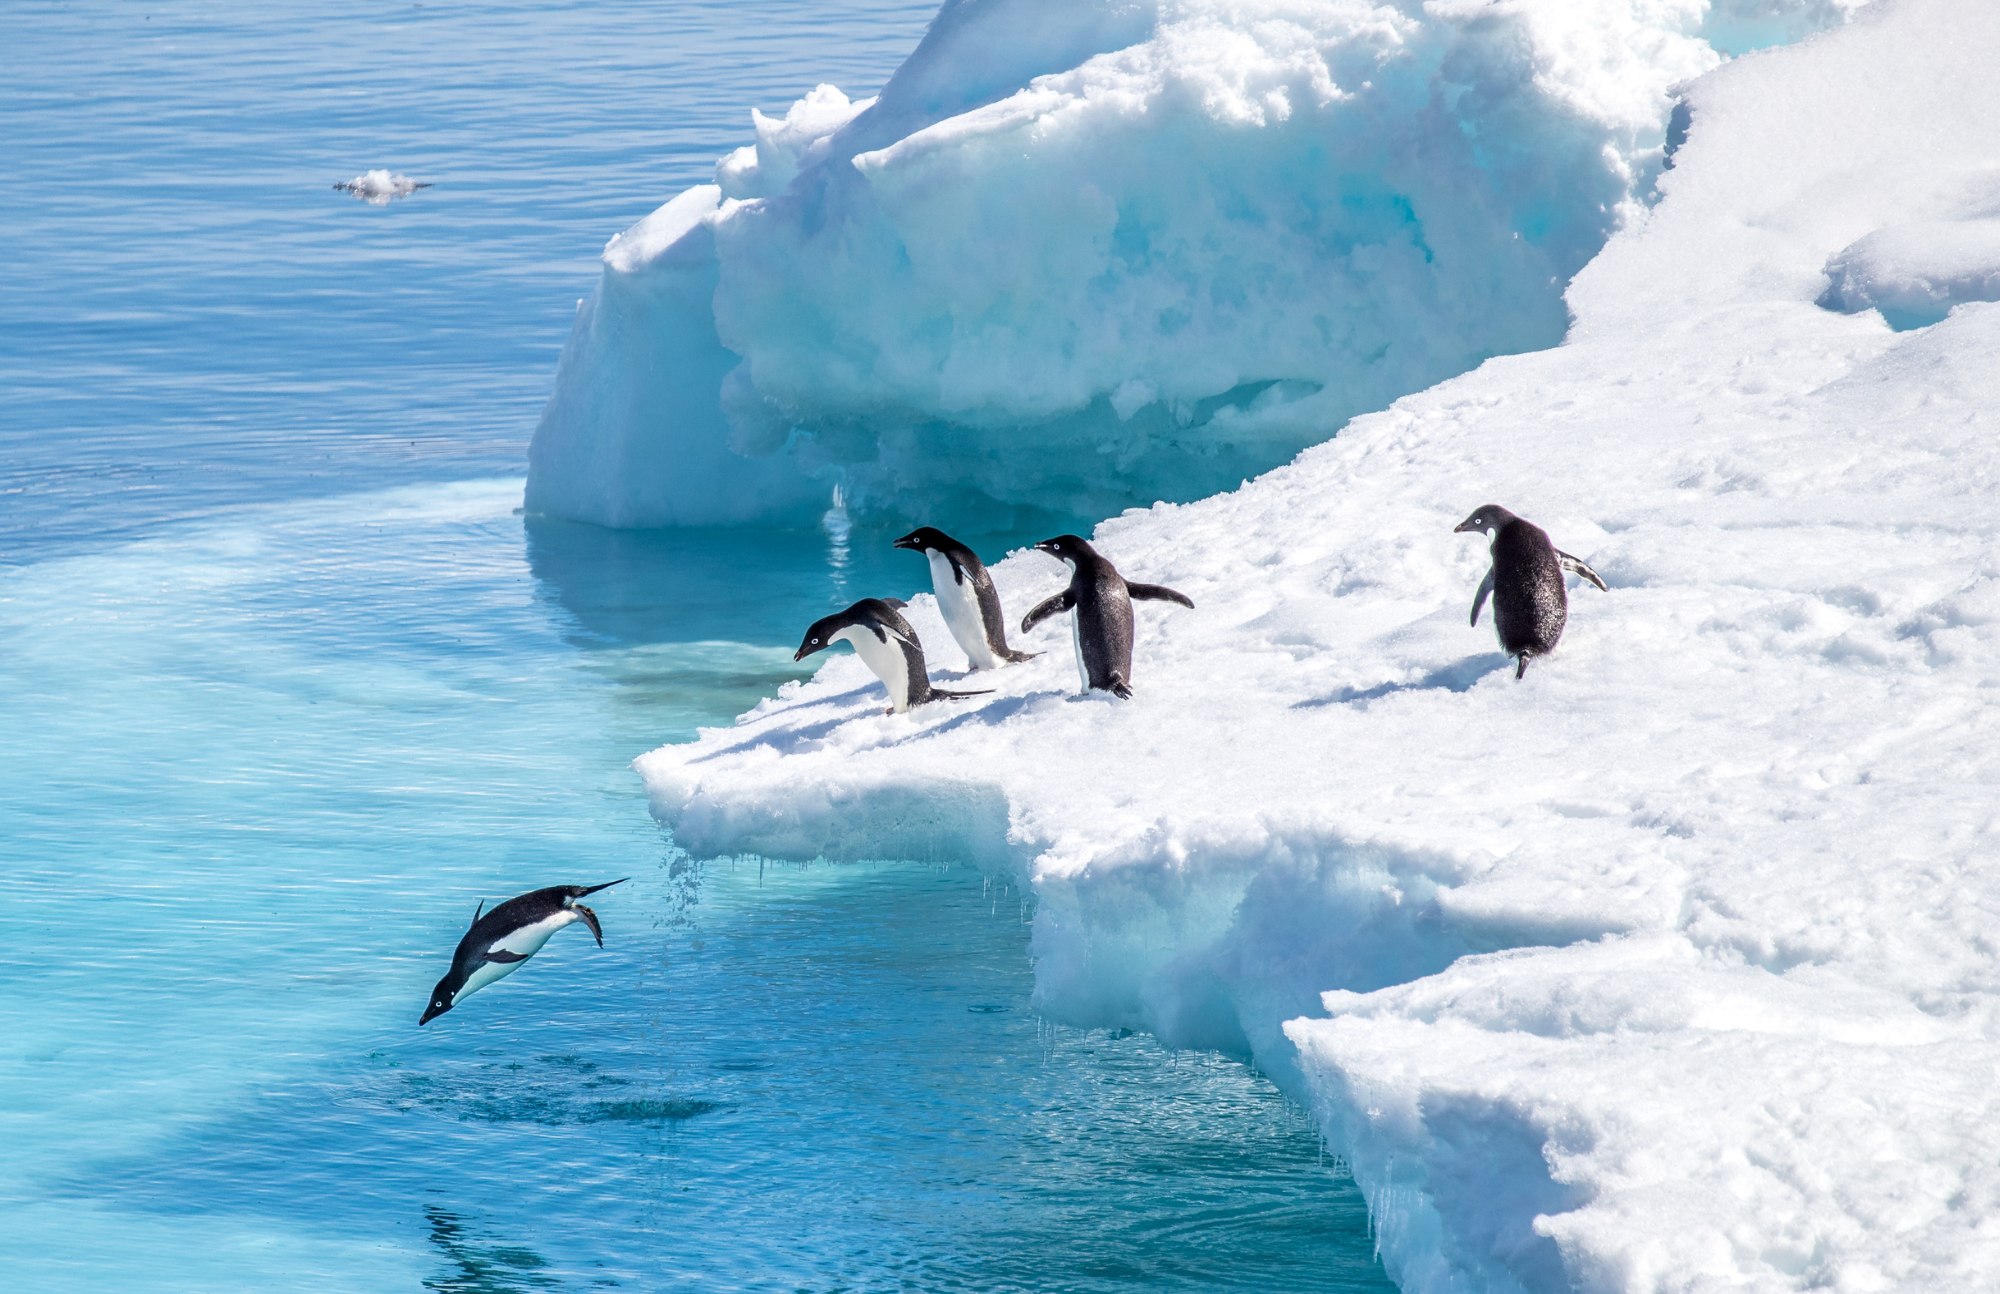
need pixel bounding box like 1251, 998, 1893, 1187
625, 0, 2000, 1289
529, 0, 1862, 530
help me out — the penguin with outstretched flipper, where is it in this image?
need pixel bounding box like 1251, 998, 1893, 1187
1021, 535, 1192, 698
1453, 504, 1607, 679
420, 880, 626, 1025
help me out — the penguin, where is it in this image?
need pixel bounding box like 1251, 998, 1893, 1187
1452, 504, 1607, 679
420, 880, 627, 1025
1020, 535, 1192, 698
796, 597, 991, 714
892, 527, 1039, 670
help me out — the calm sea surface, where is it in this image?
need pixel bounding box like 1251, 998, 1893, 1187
0, 3, 1392, 1289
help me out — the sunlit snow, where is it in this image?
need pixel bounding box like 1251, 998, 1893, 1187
623, 0, 2000, 1288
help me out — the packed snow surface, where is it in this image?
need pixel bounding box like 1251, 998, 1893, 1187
632, 1, 2000, 1288
528, 0, 1866, 530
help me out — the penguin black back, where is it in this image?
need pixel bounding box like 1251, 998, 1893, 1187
892, 526, 1037, 669
1454, 504, 1606, 679
1021, 534, 1192, 698
795, 597, 989, 714
422, 879, 627, 1025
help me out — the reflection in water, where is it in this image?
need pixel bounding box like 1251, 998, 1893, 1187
523, 512, 1075, 651
422, 1206, 560, 1294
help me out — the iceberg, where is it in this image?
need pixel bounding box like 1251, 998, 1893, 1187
528, 0, 1870, 530
625, 0, 2000, 1287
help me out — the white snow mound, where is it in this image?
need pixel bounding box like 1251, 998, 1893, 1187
527, 0, 1860, 530
636, 1, 2000, 1288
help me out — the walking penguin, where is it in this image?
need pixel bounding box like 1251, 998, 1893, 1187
1453, 504, 1607, 679
1021, 535, 1192, 698
421, 880, 627, 1025
892, 527, 1038, 670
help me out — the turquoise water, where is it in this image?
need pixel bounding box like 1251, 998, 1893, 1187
0, 3, 1393, 1289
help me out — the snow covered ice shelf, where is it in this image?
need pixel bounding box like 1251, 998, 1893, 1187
528, 0, 1875, 530
630, 1, 2000, 1288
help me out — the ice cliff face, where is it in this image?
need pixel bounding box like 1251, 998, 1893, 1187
527, 0, 1861, 530
628, 0, 2000, 1288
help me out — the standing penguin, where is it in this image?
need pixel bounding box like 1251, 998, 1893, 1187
892, 527, 1039, 670
1452, 505, 1607, 679
421, 880, 627, 1025
1021, 535, 1192, 698
796, 597, 991, 714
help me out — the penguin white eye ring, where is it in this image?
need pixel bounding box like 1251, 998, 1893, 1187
419, 879, 627, 1025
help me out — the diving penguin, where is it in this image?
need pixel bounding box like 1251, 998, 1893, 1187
420, 880, 627, 1025
796, 598, 991, 714
892, 527, 1039, 670
1020, 535, 1193, 698
1453, 504, 1607, 679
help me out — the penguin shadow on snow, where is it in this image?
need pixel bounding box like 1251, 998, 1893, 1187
1291, 653, 1514, 709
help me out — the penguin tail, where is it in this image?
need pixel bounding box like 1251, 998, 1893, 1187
930, 687, 994, 700
1515, 655, 1529, 680
1001, 649, 1041, 663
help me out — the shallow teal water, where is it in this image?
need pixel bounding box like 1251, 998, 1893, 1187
0, 3, 1394, 1289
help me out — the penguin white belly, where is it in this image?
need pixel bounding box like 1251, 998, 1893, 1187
835, 625, 912, 711
456, 910, 578, 1002
928, 551, 998, 670
1070, 611, 1089, 693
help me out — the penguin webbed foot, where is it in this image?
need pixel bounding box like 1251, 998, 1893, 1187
1110, 676, 1134, 700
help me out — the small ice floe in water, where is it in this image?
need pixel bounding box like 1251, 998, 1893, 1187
334, 169, 432, 205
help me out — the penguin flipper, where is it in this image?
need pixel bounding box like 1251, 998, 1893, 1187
881, 598, 909, 610
483, 948, 530, 964
1126, 583, 1193, 609
1556, 551, 1609, 592
929, 687, 995, 700
573, 902, 605, 947
1021, 590, 1076, 633
1470, 568, 1495, 627
1001, 649, 1041, 663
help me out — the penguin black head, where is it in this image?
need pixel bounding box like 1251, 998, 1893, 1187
1453, 505, 1518, 536
1033, 534, 1095, 566
794, 598, 906, 661
893, 526, 953, 553
420, 977, 457, 1026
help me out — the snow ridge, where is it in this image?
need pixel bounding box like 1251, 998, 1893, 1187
635, 1, 2000, 1287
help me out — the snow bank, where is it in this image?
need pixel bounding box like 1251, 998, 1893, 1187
528, 0, 1864, 530
635, 0, 2000, 1287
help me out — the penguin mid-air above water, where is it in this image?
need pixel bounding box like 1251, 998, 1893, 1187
892, 527, 1039, 670
1453, 504, 1607, 679
420, 880, 627, 1025
1021, 535, 1192, 698
796, 597, 991, 714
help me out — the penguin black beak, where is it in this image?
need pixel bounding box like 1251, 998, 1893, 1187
795, 642, 820, 662
420, 999, 450, 1026
892, 532, 922, 550
1452, 516, 1480, 534
1033, 539, 1059, 556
